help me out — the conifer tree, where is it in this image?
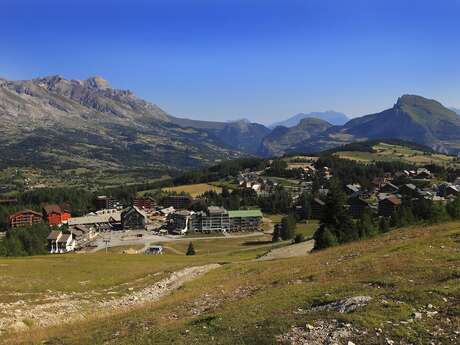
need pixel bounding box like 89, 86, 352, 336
186, 242, 196, 256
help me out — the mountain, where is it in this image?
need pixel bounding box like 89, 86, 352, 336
270, 111, 348, 128
0, 75, 257, 174
292, 95, 460, 155
259, 117, 333, 156
450, 107, 460, 115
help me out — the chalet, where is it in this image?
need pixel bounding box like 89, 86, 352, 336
42, 204, 71, 226
311, 198, 325, 219
69, 225, 96, 245
416, 168, 432, 179
161, 195, 193, 210
47, 231, 75, 254
68, 210, 121, 231
380, 182, 399, 194
133, 197, 156, 210
378, 195, 401, 217
348, 197, 373, 219
121, 206, 149, 230
372, 177, 386, 190
8, 209, 43, 229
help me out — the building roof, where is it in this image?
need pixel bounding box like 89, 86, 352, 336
43, 204, 70, 215
57, 233, 72, 243
228, 209, 263, 218
313, 198, 325, 206
208, 206, 228, 214
8, 209, 42, 220
47, 230, 61, 240
381, 195, 402, 206
68, 212, 121, 226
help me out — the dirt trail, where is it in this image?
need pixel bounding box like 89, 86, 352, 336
258, 240, 314, 261
0, 264, 220, 334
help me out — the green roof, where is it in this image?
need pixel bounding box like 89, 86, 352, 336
228, 209, 263, 218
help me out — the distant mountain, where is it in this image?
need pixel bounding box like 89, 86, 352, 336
259, 118, 333, 156
292, 95, 460, 155
270, 111, 348, 128
450, 107, 460, 115
0, 75, 256, 173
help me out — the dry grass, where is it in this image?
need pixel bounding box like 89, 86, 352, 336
2, 222, 460, 344
161, 183, 222, 197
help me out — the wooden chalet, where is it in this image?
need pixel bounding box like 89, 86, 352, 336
8, 209, 43, 229
42, 204, 71, 227
378, 195, 402, 217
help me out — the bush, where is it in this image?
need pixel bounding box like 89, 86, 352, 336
293, 234, 305, 243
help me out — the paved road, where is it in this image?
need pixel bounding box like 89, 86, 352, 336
88, 230, 268, 253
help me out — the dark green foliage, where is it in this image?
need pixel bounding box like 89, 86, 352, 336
293, 233, 305, 243
297, 192, 312, 220
356, 209, 378, 239
313, 225, 338, 249
186, 242, 196, 256
446, 196, 460, 219
280, 214, 296, 240
272, 226, 281, 242
379, 217, 390, 232
0, 224, 50, 256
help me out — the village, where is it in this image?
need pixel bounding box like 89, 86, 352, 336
3, 154, 460, 257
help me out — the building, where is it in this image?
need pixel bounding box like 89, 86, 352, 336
145, 245, 164, 255
133, 197, 156, 210
161, 195, 193, 210
95, 196, 123, 210
68, 225, 97, 246
169, 207, 263, 233
228, 209, 263, 232
378, 195, 402, 217
68, 210, 121, 231
42, 204, 71, 226
348, 197, 373, 219
47, 231, 75, 254
311, 198, 325, 219
121, 206, 149, 230
8, 209, 43, 229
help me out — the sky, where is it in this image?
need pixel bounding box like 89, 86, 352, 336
1, 0, 460, 124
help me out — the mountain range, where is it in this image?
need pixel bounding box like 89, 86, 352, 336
269, 111, 348, 128
1, 75, 460, 176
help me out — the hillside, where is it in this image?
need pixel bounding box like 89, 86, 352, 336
1, 222, 459, 344
260, 118, 333, 156
0, 76, 273, 187
270, 111, 348, 128
292, 95, 460, 156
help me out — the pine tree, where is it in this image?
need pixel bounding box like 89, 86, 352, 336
447, 195, 460, 219
379, 217, 390, 232
186, 242, 196, 256
313, 225, 338, 250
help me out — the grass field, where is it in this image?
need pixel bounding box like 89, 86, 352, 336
334, 142, 460, 168
160, 183, 223, 197
295, 220, 319, 239
2, 221, 460, 344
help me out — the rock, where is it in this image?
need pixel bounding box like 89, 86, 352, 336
413, 312, 422, 320
311, 296, 373, 313
305, 323, 314, 331
348, 341, 356, 345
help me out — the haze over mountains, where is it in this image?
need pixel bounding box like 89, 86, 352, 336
1, 75, 460, 173
269, 111, 348, 128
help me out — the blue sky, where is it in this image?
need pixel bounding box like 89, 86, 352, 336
1, 0, 459, 124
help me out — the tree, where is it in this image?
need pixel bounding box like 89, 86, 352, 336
313, 225, 338, 250
447, 196, 460, 219
186, 242, 196, 256
379, 217, 390, 233
272, 225, 281, 242
294, 234, 305, 243
280, 214, 296, 240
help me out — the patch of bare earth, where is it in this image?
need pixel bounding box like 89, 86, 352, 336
0, 264, 220, 334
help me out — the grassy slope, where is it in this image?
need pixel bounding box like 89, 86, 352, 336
334, 142, 460, 167
2, 221, 459, 344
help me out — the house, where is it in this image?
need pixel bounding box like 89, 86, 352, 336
371, 177, 386, 190
133, 197, 156, 210
348, 197, 373, 219
378, 195, 402, 217
121, 206, 149, 230
69, 225, 97, 245
161, 195, 193, 210
311, 198, 325, 219
47, 231, 75, 254
168, 210, 192, 234
8, 209, 43, 229
43, 204, 71, 226
416, 168, 432, 179
380, 182, 399, 193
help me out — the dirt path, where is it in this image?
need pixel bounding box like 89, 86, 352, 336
0, 264, 220, 334
258, 240, 314, 261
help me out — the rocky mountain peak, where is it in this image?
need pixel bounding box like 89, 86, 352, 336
84, 76, 111, 90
